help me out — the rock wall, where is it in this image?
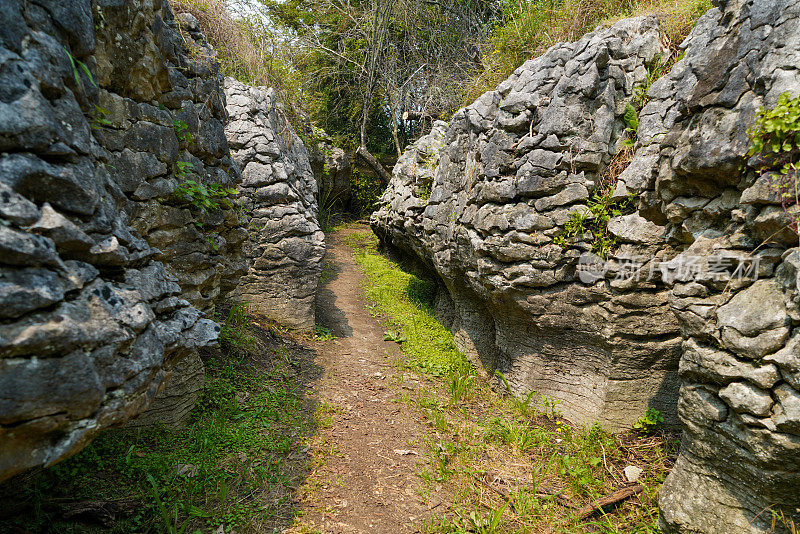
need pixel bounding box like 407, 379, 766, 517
627, 0, 800, 530
374, 0, 800, 531
225, 78, 325, 331
373, 16, 683, 429
310, 136, 353, 210
0, 0, 231, 481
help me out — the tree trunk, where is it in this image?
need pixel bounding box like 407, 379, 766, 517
356, 146, 393, 185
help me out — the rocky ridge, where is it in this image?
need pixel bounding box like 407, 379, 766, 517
0, 0, 324, 481
0, 0, 224, 480
373, 0, 800, 530
629, 0, 800, 530
373, 15, 682, 429
225, 78, 325, 330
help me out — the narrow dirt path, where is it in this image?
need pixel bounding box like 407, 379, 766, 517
290, 226, 436, 533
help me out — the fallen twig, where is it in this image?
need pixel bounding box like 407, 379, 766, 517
577, 484, 644, 520
469, 472, 516, 513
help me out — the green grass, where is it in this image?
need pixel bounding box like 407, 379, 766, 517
346, 233, 470, 378
2, 329, 316, 533
461, 0, 712, 109
344, 227, 679, 533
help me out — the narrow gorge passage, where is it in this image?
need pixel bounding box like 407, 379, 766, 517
294, 225, 438, 533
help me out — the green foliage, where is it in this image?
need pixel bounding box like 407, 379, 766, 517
448, 372, 476, 405
467, 501, 508, 534
350, 170, 384, 217
314, 325, 336, 341
554, 190, 637, 258
173, 119, 193, 145
64, 47, 96, 88
416, 179, 433, 201
495, 370, 562, 419
383, 329, 407, 343
633, 408, 664, 435
348, 234, 470, 377
4, 351, 314, 533
463, 0, 711, 106
218, 303, 256, 351
174, 178, 238, 213
748, 92, 800, 239
89, 105, 113, 130
622, 101, 640, 146
194, 377, 237, 416
175, 161, 195, 178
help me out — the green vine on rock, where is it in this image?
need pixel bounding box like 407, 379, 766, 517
554, 191, 637, 259
173, 119, 193, 145
747, 91, 800, 242
174, 178, 238, 214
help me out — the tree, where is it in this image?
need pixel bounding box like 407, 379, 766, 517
261, 0, 501, 170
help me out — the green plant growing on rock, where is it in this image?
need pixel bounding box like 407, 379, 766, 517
554, 191, 637, 258
748, 91, 800, 244
89, 105, 113, 130
64, 47, 96, 88
621, 102, 640, 148
175, 160, 194, 178
174, 178, 238, 214
173, 119, 193, 145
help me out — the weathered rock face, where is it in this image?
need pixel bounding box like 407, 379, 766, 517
375, 0, 800, 530
225, 79, 325, 331
0, 0, 239, 481
623, 0, 800, 530
310, 138, 353, 210
373, 16, 683, 429
92, 7, 246, 314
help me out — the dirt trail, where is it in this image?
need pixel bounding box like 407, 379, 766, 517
292, 226, 436, 533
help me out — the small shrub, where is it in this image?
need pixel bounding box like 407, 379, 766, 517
314, 325, 336, 341
89, 105, 113, 130
554, 190, 637, 258
175, 161, 194, 178
174, 178, 238, 213
633, 407, 664, 435
350, 170, 383, 217
748, 91, 800, 242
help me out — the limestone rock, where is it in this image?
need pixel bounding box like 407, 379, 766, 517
373, 16, 680, 430
0, 0, 232, 482
600, 0, 800, 530
224, 78, 325, 331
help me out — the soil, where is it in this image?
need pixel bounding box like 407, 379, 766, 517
288, 226, 441, 533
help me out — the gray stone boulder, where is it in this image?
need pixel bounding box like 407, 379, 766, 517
375, 2, 800, 530
373, 15, 681, 430
225, 78, 325, 331
623, 0, 800, 530
0, 0, 244, 481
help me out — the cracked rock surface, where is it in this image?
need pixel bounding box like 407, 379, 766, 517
373, 16, 682, 430
0, 0, 243, 480
374, 2, 800, 530
225, 78, 325, 331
